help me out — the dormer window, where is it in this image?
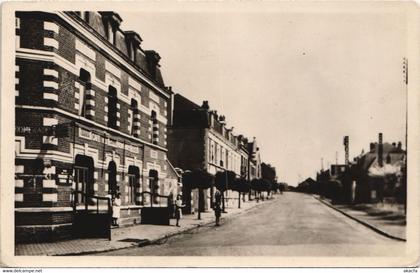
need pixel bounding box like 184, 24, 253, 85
83, 12, 90, 24
107, 22, 114, 44
100, 12, 122, 46
75, 12, 89, 24
125, 31, 142, 63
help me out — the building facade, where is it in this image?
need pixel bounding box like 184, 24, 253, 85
15, 11, 179, 242
247, 138, 262, 181
167, 94, 251, 211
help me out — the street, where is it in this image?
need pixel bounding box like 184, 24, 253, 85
96, 192, 405, 256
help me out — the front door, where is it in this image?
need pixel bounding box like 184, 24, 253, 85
74, 166, 89, 204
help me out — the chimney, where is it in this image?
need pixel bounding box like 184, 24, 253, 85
219, 115, 226, 124
202, 100, 209, 110
145, 50, 161, 79
370, 142, 375, 151
378, 133, 383, 167
397, 141, 402, 150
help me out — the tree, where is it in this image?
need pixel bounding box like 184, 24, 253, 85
251, 178, 263, 201
215, 170, 236, 212
271, 181, 279, 193
260, 179, 272, 200
183, 169, 213, 219
233, 177, 249, 208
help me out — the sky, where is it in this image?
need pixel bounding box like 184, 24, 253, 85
119, 6, 407, 186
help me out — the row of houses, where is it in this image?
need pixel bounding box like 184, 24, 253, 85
296, 134, 406, 206
168, 94, 265, 213
14, 11, 272, 243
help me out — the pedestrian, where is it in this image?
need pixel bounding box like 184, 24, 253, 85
112, 192, 121, 227
214, 190, 222, 226
175, 194, 185, 227
167, 192, 174, 218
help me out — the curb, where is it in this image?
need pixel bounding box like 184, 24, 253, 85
136, 199, 270, 247
55, 198, 272, 256
314, 196, 406, 242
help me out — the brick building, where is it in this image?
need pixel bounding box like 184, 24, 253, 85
15, 11, 179, 242
167, 94, 253, 211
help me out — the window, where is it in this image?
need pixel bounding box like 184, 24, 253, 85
151, 110, 158, 145
79, 69, 91, 117
215, 143, 218, 164
209, 141, 214, 163
108, 161, 117, 196
128, 166, 140, 204
107, 86, 118, 129
149, 169, 159, 204
226, 150, 229, 169
105, 22, 115, 45
128, 174, 136, 204
129, 43, 136, 62
130, 99, 138, 136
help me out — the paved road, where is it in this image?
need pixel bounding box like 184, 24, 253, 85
97, 192, 405, 256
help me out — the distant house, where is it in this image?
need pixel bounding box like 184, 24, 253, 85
296, 177, 318, 194
353, 142, 406, 204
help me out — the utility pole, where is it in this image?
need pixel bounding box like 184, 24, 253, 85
403, 57, 408, 215
403, 57, 408, 151
343, 136, 349, 165
321, 157, 324, 171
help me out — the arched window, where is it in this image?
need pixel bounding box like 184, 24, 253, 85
127, 166, 140, 204
149, 169, 158, 204
108, 161, 117, 196
151, 110, 158, 145
130, 99, 138, 136
108, 86, 118, 129
79, 69, 91, 117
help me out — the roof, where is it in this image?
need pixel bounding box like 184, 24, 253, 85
172, 94, 209, 128
358, 142, 406, 172
174, 94, 201, 111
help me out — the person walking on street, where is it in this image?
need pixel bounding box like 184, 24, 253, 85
175, 194, 185, 227
214, 190, 222, 226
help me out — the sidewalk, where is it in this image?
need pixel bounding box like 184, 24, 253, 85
15, 196, 270, 256
314, 196, 406, 241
